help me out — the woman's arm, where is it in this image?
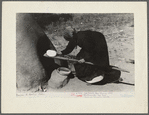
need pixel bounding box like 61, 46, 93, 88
61, 39, 76, 55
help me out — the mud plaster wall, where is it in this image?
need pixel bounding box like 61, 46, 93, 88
16, 14, 66, 91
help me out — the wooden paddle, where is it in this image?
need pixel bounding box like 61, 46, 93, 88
43, 53, 130, 73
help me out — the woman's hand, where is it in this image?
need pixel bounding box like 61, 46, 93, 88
57, 51, 62, 55
78, 59, 85, 63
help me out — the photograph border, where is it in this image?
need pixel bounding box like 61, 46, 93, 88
1, 0, 148, 114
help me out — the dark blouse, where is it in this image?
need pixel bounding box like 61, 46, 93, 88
61, 30, 110, 68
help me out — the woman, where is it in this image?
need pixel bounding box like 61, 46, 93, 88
60, 27, 120, 84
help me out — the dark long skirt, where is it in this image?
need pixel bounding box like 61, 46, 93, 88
74, 50, 121, 84
92, 69, 121, 85
74, 63, 105, 81
74, 49, 106, 81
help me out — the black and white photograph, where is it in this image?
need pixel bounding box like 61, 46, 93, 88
16, 13, 135, 97
1, 2, 147, 113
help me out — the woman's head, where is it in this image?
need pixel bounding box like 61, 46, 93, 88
63, 26, 74, 41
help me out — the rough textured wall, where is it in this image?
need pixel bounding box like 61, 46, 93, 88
16, 13, 66, 91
